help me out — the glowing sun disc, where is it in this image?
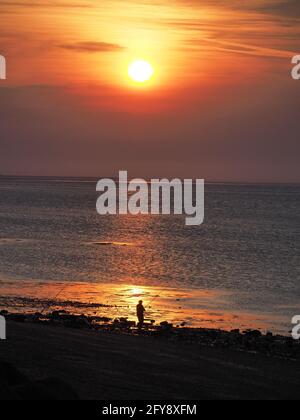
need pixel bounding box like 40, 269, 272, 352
128, 60, 154, 83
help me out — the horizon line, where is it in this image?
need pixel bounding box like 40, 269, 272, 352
0, 174, 299, 187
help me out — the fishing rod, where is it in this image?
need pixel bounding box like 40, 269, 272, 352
40, 283, 69, 315
40, 285, 159, 320
147, 294, 159, 309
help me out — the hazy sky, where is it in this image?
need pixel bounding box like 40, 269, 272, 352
0, 0, 300, 182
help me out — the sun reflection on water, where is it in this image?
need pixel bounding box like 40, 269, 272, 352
0, 280, 279, 332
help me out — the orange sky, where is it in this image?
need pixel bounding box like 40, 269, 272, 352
1, 0, 299, 88
0, 0, 300, 181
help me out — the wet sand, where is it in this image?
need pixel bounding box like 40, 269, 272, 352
2, 321, 300, 400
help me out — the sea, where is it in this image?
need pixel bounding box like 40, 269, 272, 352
0, 176, 299, 335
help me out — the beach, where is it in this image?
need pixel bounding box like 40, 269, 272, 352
2, 319, 300, 400
0, 177, 299, 336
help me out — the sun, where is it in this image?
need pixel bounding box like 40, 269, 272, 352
130, 288, 143, 296
128, 60, 154, 83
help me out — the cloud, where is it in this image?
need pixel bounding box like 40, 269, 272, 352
251, 0, 300, 18
161, 2, 300, 59
57, 41, 125, 53
175, 0, 300, 17
0, 1, 91, 9
183, 38, 298, 59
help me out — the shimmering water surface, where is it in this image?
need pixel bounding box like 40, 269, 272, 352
0, 177, 299, 334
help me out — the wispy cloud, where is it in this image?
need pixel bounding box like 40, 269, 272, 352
0, 1, 91, 9
184, 38, 298, 59
159, 1, 300, 59
241, 0, 300, 18
58, 41, 125, 53
174, 0, 300, 18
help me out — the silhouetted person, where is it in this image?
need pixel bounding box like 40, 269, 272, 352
136, 300, 145, 328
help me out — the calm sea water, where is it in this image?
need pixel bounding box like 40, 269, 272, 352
0, 176, 299, 334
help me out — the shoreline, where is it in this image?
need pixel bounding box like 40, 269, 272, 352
0, 278, 292, 335
1, 309, 299, 360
